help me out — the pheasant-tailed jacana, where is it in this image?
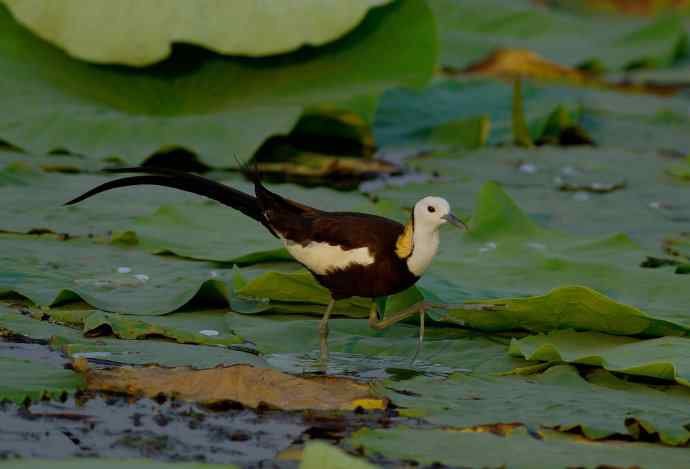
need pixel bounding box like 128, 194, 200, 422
65, 167, 466, 361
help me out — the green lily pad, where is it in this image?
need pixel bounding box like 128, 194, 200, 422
3, 0, 391, 65
225, 313, 529, 375
61, 339, 267, 368
0, 341, 85, 404
0, 0, 435, 167
1, 303, 264, 368
509, 330, 690, 385
348, 425, 690, 469
83, 310, 242, 346
383, 365, 690, 445
430, 0, 689, 70
0, 234, 230, 315
0, 304, 84, 344
444, 286, 690, 337
234, 270, 370, 317
301, 441, 377, 469
0, 164, 201, 237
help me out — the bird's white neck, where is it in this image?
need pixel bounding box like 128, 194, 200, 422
406, 224, 440, 277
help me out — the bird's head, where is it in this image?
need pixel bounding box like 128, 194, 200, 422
413, 196, 466, 231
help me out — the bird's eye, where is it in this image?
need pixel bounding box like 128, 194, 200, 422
427, 206, 436, 213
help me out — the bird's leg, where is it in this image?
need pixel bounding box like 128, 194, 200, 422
319, 299, 336, 364
410, 309, 425, 364
368, 300, 430, 362
367, 300, 429, 330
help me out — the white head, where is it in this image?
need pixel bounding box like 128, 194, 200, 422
413, 196, 465, 232
406, 196, 466, 276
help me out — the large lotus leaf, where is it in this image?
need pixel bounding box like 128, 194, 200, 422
0, 234, 231, 315
510, 330, 690, 385
0, 0, 435, 166
430, 0, 689, 70
374, 78, 690, 154
225, 313, 530, 376
0, 460, 238, 469
300, 441, 378, 469
0, 341, 85, 404
383, 365, 690, 445
348, 426, 690, 469
2, 0, 391, 65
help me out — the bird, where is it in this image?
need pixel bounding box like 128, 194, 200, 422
65, 166, 466, 362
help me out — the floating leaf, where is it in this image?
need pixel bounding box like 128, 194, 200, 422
77, 362, 387, 411
301, 441, 378, 469
348, 425, 690, 468
0, 165, 200, 237
0, 304, 84, 343
509, 330, 690, 385
383, 365, 690, 445
0, 341, 84, 404
83, 310, 243, 346
62, 339, 266, 369
1, 303, 264, 368
0, 234, 230, 315
234, 270, 369, 316
443, 286, 690, 337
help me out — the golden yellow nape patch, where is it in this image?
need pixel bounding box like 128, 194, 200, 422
395, 221, 414, 258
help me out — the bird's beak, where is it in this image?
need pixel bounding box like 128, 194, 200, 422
442, 213, 467, 230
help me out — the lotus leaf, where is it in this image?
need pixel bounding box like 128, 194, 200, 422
510, 330, 690, 385
383, 365, 690, 445
348, 425, 690, 468
2, 0, 391, 65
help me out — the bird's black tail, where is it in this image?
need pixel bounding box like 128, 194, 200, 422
65, 167, 269, 229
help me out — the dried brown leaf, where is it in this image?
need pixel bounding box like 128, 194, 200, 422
462, 49, 589, 83
78, 362, 387, 411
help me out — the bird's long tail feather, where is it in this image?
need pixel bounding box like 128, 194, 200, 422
64, 167, 266, 227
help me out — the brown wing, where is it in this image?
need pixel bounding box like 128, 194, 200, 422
305, 212, 404, 254
254, 179, 404, 255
